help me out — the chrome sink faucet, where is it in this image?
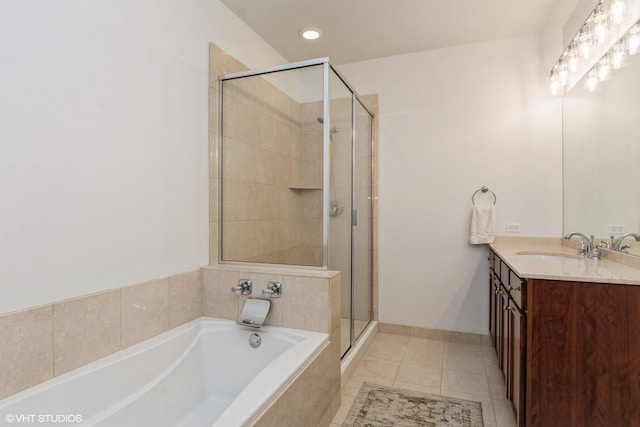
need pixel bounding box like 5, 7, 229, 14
564, 232, 600, 260
612, 233, 640, 253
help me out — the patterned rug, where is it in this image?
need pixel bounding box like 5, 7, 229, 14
343, 382, 484, 427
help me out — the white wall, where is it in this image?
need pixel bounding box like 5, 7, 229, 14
0, 0, 286, 315
340, 31, 564, 334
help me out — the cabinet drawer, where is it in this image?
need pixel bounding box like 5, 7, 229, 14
490, 251, 499, 274
508, 270, 526, 310
500, 260, 510, 285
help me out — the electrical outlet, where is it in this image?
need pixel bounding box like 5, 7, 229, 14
608, 224, 626, 235
506, 223, 521, 233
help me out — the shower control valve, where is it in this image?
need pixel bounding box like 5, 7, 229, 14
232, 279, 252, 295
262, 281, 282, 298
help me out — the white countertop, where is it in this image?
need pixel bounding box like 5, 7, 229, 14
490, 238, 640, 285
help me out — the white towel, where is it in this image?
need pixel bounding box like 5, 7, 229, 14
470, 204, 496, 244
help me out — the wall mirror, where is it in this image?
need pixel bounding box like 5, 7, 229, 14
563, 48, 640, 255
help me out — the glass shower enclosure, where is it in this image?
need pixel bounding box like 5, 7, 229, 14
218, 58, 373, 357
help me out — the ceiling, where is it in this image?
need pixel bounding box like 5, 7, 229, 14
221, 0, 579, 65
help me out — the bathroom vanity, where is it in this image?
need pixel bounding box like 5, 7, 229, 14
488, 239, 640, 427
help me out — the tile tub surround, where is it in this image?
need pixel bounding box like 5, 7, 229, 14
490, 236, 640, 284
202, 264, 341, 334
202, 263, 343, 426
0, 269, 202, 400
253, 328, 342, 427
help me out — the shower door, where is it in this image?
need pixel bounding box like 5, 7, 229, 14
351, 99, 373, 349
327, 68, 373, 357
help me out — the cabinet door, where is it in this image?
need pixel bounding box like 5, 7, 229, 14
498, 285, 510, 382
489, 272, 500, 349
508, 299, 526, 427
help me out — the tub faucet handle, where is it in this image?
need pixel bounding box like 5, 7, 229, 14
232, 279, 252, 295
262, 281, 281, 298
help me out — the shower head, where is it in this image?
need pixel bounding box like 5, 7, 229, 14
316, 117, 339, 134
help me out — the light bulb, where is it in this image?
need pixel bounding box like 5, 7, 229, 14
628, 25, 640, 55
549, 69, 562, 96
577, 26, 592, 59
299, 28, 322, 40
594, 23, 607, 43
585, 69, 599, 92
591, 3, 609, 44
550, 79, 561, 96
558, 61, 570, 86
566, 42, 579, 72
611, 41, 628, 69
610, 0, 626, 26
597, 55, 612, 81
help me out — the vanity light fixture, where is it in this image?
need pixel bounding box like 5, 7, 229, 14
549, 0, 636, 96
583, 19, 640, 92
299, 27, 322, 40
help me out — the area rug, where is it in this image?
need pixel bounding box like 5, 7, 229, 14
343, 382, 483, 427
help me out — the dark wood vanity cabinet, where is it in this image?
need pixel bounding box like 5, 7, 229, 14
489, 249, 640, 427
488, 251, 526, 427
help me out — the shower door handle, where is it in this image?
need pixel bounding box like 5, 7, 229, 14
352, 209, 359, 226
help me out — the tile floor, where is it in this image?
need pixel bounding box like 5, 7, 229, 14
330, 332, 517, 427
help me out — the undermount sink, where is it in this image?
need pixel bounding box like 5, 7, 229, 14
515, 251, 582, 261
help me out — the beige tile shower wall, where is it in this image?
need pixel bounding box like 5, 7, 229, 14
0, 269, 202, 400
209, 44, 246, 264
212, 43, 324, 265
220, 75, 301, 262
297, 101, 327, 265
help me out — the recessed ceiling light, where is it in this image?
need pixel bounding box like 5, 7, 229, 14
299, 27, 322, 40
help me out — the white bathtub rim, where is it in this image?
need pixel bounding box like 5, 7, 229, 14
213, 332, 329, 427
0, 317, 329, 427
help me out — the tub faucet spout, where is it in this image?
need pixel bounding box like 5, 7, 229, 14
237, 298, 271, 328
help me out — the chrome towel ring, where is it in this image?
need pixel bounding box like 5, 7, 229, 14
472, 186, 497, 205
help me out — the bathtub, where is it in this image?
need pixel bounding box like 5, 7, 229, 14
0, 317, 328, 427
